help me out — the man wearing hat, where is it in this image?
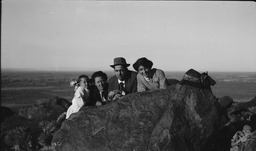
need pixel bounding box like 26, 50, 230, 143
108, 57, 137, 99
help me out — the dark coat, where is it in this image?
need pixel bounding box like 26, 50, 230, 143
89, 85, 109, 106
108, 70, 137, 95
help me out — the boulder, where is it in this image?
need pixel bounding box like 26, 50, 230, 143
43, 96, 71, 110
1, 115, 31, 132
231, 96, 256, 115
1, 115, 32, 150
1, 97, 70, 151
207, 97, 256, 151
167, 79, 180, 86
52, 84, 220, 151
219, 96, 233, 109
217, 96, 234, 128
17, 100, 67, 121
0, 106, 15, 123
228, 97, 256, 129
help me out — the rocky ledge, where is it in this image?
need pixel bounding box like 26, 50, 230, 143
52, 84, 219, 151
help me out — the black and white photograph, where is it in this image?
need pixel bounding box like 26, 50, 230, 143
1, 1, 256, 151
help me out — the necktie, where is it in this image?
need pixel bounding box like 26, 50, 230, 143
100, 91, 106, 102
119, 82, 124, 92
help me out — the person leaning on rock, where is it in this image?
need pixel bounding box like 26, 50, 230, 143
66, 75, 90, 119
133, 57, 168, 92
108, 57, 137, 101
90, 71, 109, 106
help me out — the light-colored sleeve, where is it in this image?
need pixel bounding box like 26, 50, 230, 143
74, 87, 87, 107
74, 87, 84, 98
157, 69, 168, 89
137, 74, 146, 92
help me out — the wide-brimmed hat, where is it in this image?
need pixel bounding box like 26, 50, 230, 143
110, 57, 130, 68
133, 57, 153, 71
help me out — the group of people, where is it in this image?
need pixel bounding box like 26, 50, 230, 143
66, 57, 169, 119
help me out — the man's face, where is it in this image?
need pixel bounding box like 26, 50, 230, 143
94, 76, 106, 91
114, 65, 128, 81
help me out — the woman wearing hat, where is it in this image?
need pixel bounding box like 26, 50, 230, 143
133, 57, 168, 92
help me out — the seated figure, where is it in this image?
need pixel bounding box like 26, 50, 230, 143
133, 57, 168, 92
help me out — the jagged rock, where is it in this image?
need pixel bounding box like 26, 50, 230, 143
1, 115, 32, 151
56, 98, 71, 110
43, 96, 71, 110
52, 84, 219, 151
231, 96, 256, 115
0, 106, 15, 123
217, 96, 234, 128
228, 97, 256, 129
219, 96, 233, 109
1, 115, 31, 132
206, 97, 256, 151
167, 79, 180, 86
1, 97, 70, 151
17, 101, 67, 121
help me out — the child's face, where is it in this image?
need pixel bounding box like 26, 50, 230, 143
79, 78, 89, 88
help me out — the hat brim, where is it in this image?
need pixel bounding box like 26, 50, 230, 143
133, 59, 153, 71
110, 64, 130, 68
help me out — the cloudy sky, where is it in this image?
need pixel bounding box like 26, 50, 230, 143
2, 0, 256, 72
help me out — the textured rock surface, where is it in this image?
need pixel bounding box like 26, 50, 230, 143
167, 79, 180, 86
52, 84, 220, 151
17, 97, 67, 121
0, 106, 15, 123
227, 96, 256, 129
1, 97, 69, 151
219, 96, 233, 109
204, 96, 256, 151
240, 131, 256, 151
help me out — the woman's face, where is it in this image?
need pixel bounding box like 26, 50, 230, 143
138, 65, 151, 77
79, 77, 89, 88
94, 76, 106, 91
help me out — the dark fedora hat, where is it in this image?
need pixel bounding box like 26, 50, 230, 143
133, 57, 153, 71
110, 57, 130, 68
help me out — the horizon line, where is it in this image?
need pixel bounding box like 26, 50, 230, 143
1, 67, 256, 73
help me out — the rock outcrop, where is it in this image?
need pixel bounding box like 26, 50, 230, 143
205, 96, 256, 151
0, 106, 15, 123
1, 97, 69, 151
219, 96, 234, 109
17, 97, 68, 121
52, 84, 220, 151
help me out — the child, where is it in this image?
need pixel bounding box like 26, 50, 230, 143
66, 75, 90, 119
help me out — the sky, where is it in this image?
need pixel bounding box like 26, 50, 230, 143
1, 0, 256, 72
